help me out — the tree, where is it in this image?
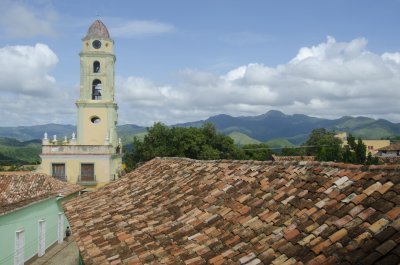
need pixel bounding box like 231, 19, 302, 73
242, 143, 273, 161
124, 123, 243, 170
366, 152, 379, 165
354, 137, 367, 164
303, 128, 343, 162
281, 147, 305, 156
343, 134, 368, 164
342, 145, 352, 163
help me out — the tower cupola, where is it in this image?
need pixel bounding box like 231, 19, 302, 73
84, 20, 111, 40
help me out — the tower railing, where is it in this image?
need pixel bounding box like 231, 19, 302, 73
42, 145, 115, 155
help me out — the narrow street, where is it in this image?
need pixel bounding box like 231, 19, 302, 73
29, 239, 78, 265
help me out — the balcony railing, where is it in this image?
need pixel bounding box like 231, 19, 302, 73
77, 174, 97, 186
53, 175, 67, 182
42, 145, 115, 155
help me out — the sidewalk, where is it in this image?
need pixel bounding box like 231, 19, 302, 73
29, 239, 79, 265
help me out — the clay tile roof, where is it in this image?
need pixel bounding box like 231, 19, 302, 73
0, 172, 82, 215
64, 157, 400, 265
378, 142, 400, 151
84, 19, 110, 40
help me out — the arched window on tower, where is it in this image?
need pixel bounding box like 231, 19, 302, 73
93, 61, 100, 73
92, 79, 102, 100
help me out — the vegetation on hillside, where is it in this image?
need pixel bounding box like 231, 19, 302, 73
0, 138, 41, 166
228, 132, 260, 145
0, 121, 386, 169
265, 138, 296, 150
2, 111, 400, 144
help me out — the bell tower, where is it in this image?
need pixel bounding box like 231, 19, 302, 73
39, 20, 122, 190
77, 20, 118, 146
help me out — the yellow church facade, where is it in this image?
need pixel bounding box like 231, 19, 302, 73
39, 20, 122, 190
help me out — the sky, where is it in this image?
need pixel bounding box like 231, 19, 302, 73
1, 0, 400, 127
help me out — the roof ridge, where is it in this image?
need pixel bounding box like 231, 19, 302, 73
144, 157, 400, 172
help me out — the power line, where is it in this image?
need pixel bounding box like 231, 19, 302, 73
242, 144, 338, 151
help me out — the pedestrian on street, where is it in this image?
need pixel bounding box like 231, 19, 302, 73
65, 226, 71, 241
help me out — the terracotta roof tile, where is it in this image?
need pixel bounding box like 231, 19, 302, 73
63, 158, 400, 264
0, 172, 82, 215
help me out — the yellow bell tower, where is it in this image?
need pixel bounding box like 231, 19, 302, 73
39, 20, 122, 190
77, 20, 118, 146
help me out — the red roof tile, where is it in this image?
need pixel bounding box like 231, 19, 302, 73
0, 172, 82, 215
64, 158, 400, 264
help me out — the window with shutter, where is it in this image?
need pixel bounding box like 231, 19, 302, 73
81, 163, 95, 182
52, 163, 66, 181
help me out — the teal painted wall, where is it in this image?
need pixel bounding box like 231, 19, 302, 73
0, 197, 70, 265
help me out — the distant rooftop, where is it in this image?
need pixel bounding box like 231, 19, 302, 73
0, 172, 82, 215
379, 142, 400, 151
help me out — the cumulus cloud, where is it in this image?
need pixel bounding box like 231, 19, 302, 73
0, 93, 75, 126
110, 20, 175, 38
116, 36, 400, 125
0, 0, 58, 38
0, 43, 76, 126
0, 43, 58, 95
2, 36, 400, 127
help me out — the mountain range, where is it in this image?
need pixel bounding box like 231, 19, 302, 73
176, 110, 400, 144
1, 110, 400, 145
2, 110, 400, 165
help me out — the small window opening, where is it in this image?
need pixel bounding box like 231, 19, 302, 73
52, 163, 66, 181
93, 61, 100, 73
91, 116, 101, 124
81, 163, 95, 182
92, 79, 102, 100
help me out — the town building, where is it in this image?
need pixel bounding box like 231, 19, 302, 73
335, 132, 390, 155
0, 172, 81, 265
38, 20, 122, 190
64, 157, 400, 264
377, 142, 400, 157
376, 142, 400, 164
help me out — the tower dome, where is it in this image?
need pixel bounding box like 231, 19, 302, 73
84, 20, 110, 39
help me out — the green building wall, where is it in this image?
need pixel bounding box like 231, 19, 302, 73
0, 197, 70, 265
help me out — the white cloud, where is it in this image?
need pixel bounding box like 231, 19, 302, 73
115, 36, 400, 125
0, 43, 76, 126
0, 93, 75, 126
0, 43, 58, 95
0, 0, 58, 38
110, 20, 175, 38
382, 52, 400, 64
1, 36, 400, 127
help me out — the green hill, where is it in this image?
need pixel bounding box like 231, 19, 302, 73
0, 137, 41, 165
121, 131, 148, 145
228, 132, 260, 146
1, 111, 400, 165
265, 138, 296, 149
